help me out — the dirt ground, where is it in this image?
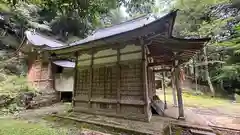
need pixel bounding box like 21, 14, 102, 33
157, 89, 240, 130
188, 106, 240, 130
6, 100, 240, 134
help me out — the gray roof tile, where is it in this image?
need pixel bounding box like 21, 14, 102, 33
25, 30, 65, 48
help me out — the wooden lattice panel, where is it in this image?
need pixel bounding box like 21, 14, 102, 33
92, 66, 117, 99
120, 62, 143, 101
92, 102, 117, 112
120, 105, 144, 114
75, 69, 90, 97
104, 66, 117, 99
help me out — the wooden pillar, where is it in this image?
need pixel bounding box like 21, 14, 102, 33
162, 72, 167, 109
140, 39, 151, 121
73, 51, 79, 107
116, 47, 121, 113
171, 70, 177, 106
174, 60, 184, 118
48, 60, 54, 90
193, 56, 198, 92
39, 57, 43, 88
59, 92, 62, 101
89, 49, 94, 108
152, 70, 156, 96
148, 68, 153, 99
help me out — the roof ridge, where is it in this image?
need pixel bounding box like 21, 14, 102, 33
93, 14, 150, 33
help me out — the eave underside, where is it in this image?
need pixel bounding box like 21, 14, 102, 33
146, 36, 208, 67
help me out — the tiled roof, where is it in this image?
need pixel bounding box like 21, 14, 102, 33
53, 60, 75, 68
69, 14, 156, 46
25, 30, 65, 48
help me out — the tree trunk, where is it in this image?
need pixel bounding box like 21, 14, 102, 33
203, 47, 215, 96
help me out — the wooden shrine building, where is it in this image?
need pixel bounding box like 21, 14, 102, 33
48, 10, 210, 122
17, 30, 75, 99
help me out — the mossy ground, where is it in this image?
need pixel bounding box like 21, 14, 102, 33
44, 115, 145, 135
0, 118, 68, 135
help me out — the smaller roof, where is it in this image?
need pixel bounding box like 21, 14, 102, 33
53, 60, 75, 68
25, 30, 65, 48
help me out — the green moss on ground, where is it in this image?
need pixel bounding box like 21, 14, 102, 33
44, 116, 145, 135
0, 118, 68, 135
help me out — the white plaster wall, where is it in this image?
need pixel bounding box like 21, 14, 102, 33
94, 48, 117, 57
120, 44, 141, 53
78, 44, 142, 66
120, 52, 142, 61
78, 53, 91, 60
55, 69, 74, 92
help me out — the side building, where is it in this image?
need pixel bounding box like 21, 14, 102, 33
17, 30, 75, 102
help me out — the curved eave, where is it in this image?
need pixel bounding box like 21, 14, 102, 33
25, 30, 65, 48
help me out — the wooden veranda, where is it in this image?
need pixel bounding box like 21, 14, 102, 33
147, 37, 209, 118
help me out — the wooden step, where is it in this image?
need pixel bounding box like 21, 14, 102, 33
190, 129, 216, 135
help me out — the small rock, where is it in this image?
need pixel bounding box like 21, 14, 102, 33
51, 111, 58, 115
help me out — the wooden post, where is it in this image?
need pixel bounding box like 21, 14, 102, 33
89, 49, 94, 108
39, 57, 42, 88
140, 39, 151, 121
174, 59, 184, 119
59, 92, 62, 101
162, 71, 167, 109
48, 60, 54, 90
116, 47, 121, 113
152, 70, 156, 96
193, 56, 198, 92
73, 51, 79, 107
171, 70, 177, 106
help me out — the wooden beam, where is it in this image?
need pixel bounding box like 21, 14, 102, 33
148, 62, 173, 67
153, 69, 171, 72
73, 51, 79, 107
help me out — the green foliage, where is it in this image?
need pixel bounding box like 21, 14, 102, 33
214, 23, 240, 82
0, 75, 35, 94
0, 0, 155, 42
173, 0, 230, 37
